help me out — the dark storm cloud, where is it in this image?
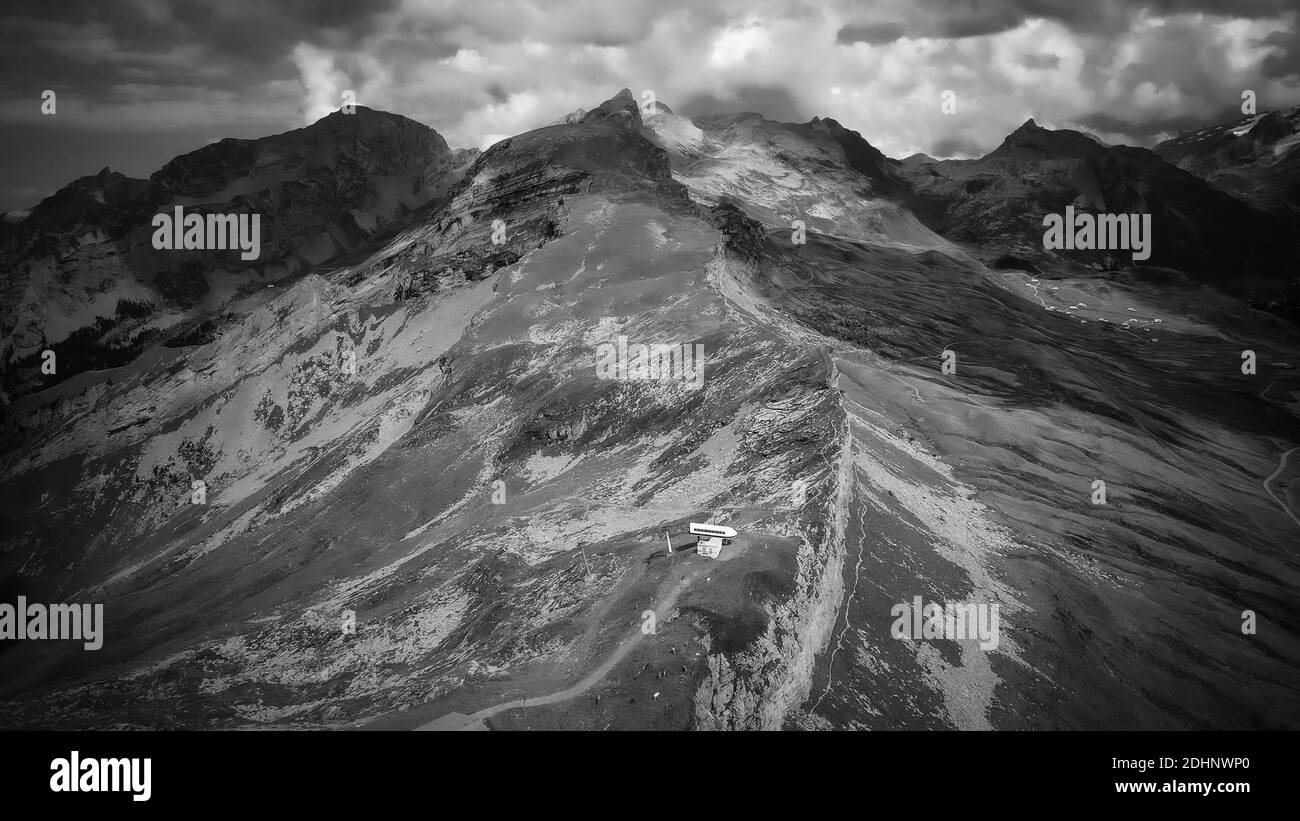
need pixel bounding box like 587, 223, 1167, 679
1014, 0, 1295, 32
1137, 0, 1291, 16
164, 0, 401, 62
1261, 27, 1300, 78
936, 0, 1031, 38
678, 85, 809, 123
377, 34, 463, 68
1075, 105, 1248, 144
0, 0, 402, 98
838, 0, 1297, 43
417, 0, 720, 49
836, 23, 905, 45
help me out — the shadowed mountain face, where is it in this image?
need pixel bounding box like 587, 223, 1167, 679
897, 119, 1300, 313
0, 91, 1296, 730
1155, 107, 1300, 221
0, 106, 473, 403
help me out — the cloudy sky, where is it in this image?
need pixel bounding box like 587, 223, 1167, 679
1, 0, 1298, 211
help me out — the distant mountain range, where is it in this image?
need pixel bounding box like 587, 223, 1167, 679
5, 98, 1296, 404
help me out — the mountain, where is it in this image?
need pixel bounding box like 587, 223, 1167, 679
897, 118, 1299, 312
0, 106, 475, 403
648, 109, 946, 252
0, 91, 1296, 731
1154, 106, 1300, 220
984, 117, 1105, 160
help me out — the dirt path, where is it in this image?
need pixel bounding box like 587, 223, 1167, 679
1254, 374, 1300, 532
1264, 446, 1300, 531
416, 558, 708, 730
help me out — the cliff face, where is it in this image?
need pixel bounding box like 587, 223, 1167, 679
693, 425, 851, 730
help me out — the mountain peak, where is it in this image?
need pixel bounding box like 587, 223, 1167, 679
810, 115, 849, 132
801, 114, 910, 197
579, 88, 642, 131
307, 104, 430, 133
986, 117, 1102, 160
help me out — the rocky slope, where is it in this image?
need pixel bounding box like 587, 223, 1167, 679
655, 105, 1299, 729
1154, 106, 1300, 220
0, 89, 1296, 731
0, 90, 847, 729
1, 106, 474, 404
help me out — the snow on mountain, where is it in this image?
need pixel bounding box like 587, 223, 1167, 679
1155, 106, 1300, 220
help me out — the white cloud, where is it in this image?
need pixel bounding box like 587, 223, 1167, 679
441, 49, 488, 73
452, 91, 549, 149
709, 21, 769, 68
291, 42, 350, 125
